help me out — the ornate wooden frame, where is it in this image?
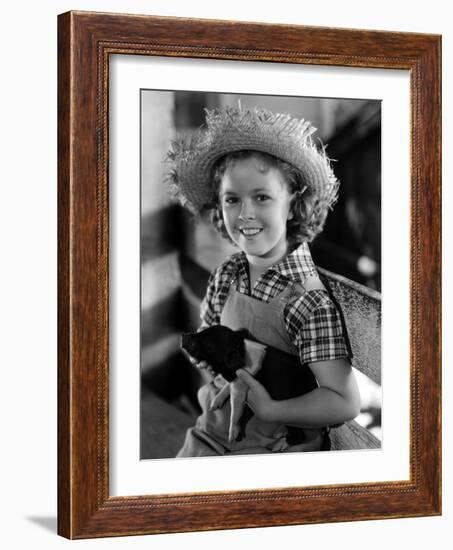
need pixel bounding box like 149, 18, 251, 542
57, 11, 441, 539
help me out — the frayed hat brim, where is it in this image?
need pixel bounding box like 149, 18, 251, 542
165, 105, 339, 215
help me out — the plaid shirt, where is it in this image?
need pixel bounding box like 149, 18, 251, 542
200, 242, 350, 365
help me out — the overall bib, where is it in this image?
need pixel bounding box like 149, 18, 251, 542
177, 278, 325, 457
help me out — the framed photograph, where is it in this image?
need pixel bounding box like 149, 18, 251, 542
58, 11, 441, 538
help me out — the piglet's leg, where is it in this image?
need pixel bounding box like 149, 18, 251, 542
210, 339, 268, 441
228, 378, 249, 442
228, 340, 268, 441
206, 378, 248, 442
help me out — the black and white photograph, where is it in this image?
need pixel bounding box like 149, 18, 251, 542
140, 91, 382, 460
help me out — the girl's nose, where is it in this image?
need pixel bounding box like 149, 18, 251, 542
238, 200, 256, 220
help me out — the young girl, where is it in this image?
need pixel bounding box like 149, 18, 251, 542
167, 104, 361, 456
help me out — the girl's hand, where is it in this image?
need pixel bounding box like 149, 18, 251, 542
210, 382, 230, 409
236, 369, 276, 423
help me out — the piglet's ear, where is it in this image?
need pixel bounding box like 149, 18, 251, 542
180, 332, 200, 358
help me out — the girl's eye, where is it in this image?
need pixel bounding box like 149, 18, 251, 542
223, 196, 238, 205
256, 195, 270, 202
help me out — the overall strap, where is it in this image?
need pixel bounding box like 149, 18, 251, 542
275, 275, 326, 300
275, 275, 326, 305
301, 275, 326, 292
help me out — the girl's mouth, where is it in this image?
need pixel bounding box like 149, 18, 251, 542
239, 227, 263, 237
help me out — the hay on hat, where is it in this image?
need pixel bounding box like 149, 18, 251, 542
165, 104, 339, 216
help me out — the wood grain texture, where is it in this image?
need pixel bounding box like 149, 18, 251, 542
57, 11, 71, 538
57, 10, 441, 539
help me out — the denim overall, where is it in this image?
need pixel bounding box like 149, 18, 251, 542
177, 277, 325, 457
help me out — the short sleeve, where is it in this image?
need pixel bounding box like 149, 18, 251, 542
199, 271, 219, 328
285, 291, 351, 365
199, 258, 235, 329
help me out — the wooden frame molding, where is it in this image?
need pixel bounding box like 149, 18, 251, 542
58, 11, 441, 539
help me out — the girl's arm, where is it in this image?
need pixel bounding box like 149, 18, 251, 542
237, 358, 361, 428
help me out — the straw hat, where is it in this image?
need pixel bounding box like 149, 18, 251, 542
166, 104, 339, 215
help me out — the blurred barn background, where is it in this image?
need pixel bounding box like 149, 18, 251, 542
140, 91, 381, 459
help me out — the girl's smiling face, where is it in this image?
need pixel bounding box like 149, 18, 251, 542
219, 156, 294, 263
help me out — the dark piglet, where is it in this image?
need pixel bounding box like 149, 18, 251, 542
181, 325, 318, 444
